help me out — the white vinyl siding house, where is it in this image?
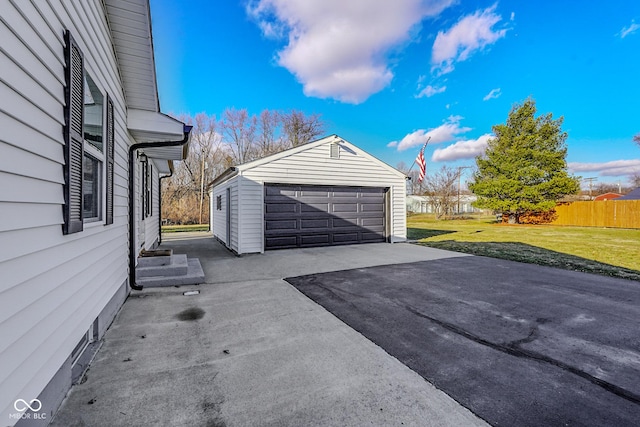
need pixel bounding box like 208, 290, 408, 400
0, 1, 189, 424
210, 135, 407, 254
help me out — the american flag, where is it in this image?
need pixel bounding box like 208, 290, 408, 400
415, 139, 428, 182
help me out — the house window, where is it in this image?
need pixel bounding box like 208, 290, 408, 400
83, 154, 101, 220
82, 72, 104, 222
84, 74, 103, 151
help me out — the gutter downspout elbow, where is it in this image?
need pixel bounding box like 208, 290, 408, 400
128, 127, 192, 291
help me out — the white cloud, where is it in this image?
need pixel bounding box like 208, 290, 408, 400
569, 159, 640, 177
432, 133, 493, 161
510, 12, 515, 21
483, 87, 501, 101
416, 84, 447, 98
247, 0, 457, 103
390, 115, 472, 151
431, 4, 508, 76
618, 20, 640, 38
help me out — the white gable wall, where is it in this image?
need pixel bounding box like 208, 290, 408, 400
0, 1, 140, 422
217, 141, 406, 254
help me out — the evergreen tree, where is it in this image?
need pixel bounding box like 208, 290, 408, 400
469, 98, 580, 223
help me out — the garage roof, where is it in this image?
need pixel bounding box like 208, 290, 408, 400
208, 135, 406, 189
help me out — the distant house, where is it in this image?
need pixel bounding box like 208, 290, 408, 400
209, 136, 407, 254
407, 194, 481, 214
617, 187, 640, 200
0, 1, 190, 424
593, 193, 622, 201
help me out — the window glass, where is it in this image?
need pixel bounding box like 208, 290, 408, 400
83, 154, 101, 220
84, 73, 104, 152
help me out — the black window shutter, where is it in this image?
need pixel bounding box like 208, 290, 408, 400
63, 30, 84, 235
105, 96, 114, 225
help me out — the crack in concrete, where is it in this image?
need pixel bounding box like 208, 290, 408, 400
403, 304, 640, 406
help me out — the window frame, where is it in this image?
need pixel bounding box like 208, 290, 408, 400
82, 70, 106, 224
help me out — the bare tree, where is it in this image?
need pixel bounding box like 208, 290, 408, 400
634, 133, 640, 148
162, 113, 226, 224
221, 108, 257, 164
630, 173, 640, 188
257, 109, 283, 156
423, 165, 459, 219
281, 109, 324, 148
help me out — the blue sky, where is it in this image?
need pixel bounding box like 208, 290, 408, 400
150, 0, 640, 186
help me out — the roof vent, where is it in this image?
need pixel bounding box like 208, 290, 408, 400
330, 143, 340, 159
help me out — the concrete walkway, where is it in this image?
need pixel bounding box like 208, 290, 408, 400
52, 234, 486, 426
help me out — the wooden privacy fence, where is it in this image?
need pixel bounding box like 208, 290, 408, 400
552, 200, 640, 229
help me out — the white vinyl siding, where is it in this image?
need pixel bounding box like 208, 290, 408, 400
0, 0, 131, 422
237, 176, 264, 253
211, 177, 239, 252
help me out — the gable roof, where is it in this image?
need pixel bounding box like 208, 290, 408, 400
208, 135, 406, 189
617, 187, 640, 200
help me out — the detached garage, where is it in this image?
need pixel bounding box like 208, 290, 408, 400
209, 135, 407, 254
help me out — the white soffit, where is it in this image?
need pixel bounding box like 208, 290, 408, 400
151, 158, 172, 174
104, 0, 159, 111
128, 109, 188, 160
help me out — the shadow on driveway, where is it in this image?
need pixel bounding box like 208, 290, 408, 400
286, 256, 640, 427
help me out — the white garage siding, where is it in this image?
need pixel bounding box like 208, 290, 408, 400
211, 176, 240, 252
237, 176, 265, 253
210, 137, 406, 254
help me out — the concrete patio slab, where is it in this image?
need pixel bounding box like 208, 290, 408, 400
51, 235, 486, 426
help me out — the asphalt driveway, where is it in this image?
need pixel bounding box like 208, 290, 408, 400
286, 256, 640, 427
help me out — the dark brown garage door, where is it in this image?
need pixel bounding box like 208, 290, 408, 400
264, 184, 387, 250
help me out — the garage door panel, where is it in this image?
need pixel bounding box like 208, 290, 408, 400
265, 203, 297, 214
264, 184, 386, 250
300, 234, 330, 246
333, 232, 359, 243
333, 190, 359, 198
332, 218, 357, 227
361, 202, 384, 212
332, 203, 358, 213
359, 187, 385, 195
300, 188, 331, 197
361, 232, 384, 241
265, 219, 298, 230
265, 236, 298, 249
265, 186, 297, 196
301, 203, 330, 212
361, 217, 384, 227
300, 219, 330, 229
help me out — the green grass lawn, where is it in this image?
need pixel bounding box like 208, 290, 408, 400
407, 214, 640, 281
161, 224, 209, 233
